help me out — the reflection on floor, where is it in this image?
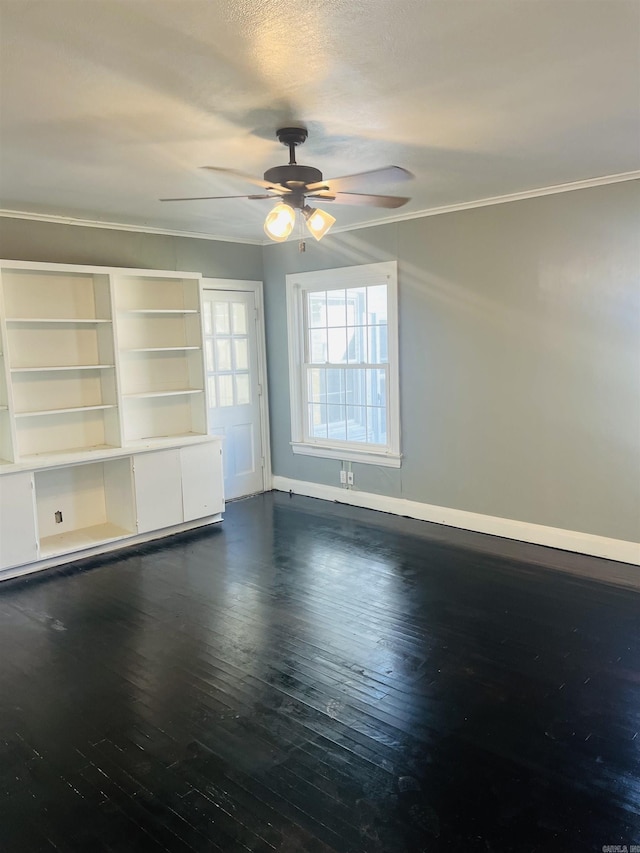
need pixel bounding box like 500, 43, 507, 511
0, 491, 638, 852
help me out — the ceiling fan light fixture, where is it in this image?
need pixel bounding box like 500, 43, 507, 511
302, 205, 336, 241
264, 202, 296, 241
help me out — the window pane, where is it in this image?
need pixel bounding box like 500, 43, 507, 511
367, 285, 387, 324
203, 302, 213, 335
368, 324, 388, 363
214, 302, 230, 334
309, 328, 327, 363
307, 292, 327, 328
205, 339, 214, 372
308, 403, 327, 438
347, 406, 367, 442
345, 369, 365, 406
325, 368, 344, 406
326, 290, 346, 327
347, 325, 367, 363
346, 288, 367, 326
232, 302, 247, 334
366, 369, 386, 406
235, 373, 250, 405
327, 404, 346, 440
207, 375, 217, 407
215, 338, 232, 371
327, 327, 347, 364
307, 368, 326, 404
233, 338, 248, 370
218, 374, 234, 407
367, 407, 387, 444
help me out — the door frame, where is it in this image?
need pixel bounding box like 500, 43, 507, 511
201, 278, 272, 495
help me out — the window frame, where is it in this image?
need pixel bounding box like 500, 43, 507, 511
286, 261, 401, 468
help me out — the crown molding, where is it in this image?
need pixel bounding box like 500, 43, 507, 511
323, 169, 640, 237
0, 209, 263, 245
2, 170, 638, 247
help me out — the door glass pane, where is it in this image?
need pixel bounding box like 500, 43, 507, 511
235, 373, 250, 405
205, 339, 214, 372
233, 338, 248, 370
232, 302, 247, 334
218, 374, 234, 407
207, 375, 217, 407
214, 302, 230, 334
215, 338, 232, 371
203, 302, 213, 335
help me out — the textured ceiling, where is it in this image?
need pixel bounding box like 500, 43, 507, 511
1, 0, 639, 242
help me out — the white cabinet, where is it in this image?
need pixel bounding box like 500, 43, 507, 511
0, 260, 226, 581
0, 472, 37, 569
181, 442, 224, 522
134, 449, 183, 533
133, 442, 224, 532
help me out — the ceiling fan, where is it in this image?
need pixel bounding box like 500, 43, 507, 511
160, 127, 413, 241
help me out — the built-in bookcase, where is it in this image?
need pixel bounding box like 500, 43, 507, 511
113, 274, 206, 443
0, 260, 223, 581
1, 267, 120, 459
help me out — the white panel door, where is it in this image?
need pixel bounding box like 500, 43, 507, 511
202, 290, 264, 500
134, 449, 183, 533
180, 442, 224, 522
0, 472, 37, 569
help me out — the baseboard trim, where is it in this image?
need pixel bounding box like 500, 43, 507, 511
272, 476, 640, 567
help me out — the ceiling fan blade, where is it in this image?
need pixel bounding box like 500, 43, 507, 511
200, 166, 290, 193
159, 194, 276, 202
306, 165, 413, 193
311, 191, 411, 209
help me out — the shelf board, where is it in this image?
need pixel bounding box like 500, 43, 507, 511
121, 346, 201, 353
11, 364, 115, 373
39, 522, 134, 558
120, 309, 198, 315
5, 318, 112, 324
123, 389, 204, 399
19, 443, 116, 463
15, 404, 117, 418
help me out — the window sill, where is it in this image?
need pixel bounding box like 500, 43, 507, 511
290, 441, 402, 468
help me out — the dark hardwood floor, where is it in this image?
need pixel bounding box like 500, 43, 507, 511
0, 492, 638, 853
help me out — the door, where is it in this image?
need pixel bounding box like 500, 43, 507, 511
202, 288, 265, 500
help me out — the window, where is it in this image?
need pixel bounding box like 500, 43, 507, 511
286, 261, 401, 467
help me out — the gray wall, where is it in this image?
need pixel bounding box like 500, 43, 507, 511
2, 183, 639, 543
262, 181, 640, 542
0, 217, 263, 280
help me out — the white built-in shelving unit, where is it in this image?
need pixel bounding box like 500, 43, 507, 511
0, 260, 223, 581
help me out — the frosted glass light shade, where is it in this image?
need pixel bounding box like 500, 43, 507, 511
264, 203, 296, 241
303, 206, 336, 241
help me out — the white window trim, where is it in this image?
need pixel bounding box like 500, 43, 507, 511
286, 261, 401, 467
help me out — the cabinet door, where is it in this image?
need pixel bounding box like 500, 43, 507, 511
134, 449, 183, 533
180, 442, 224, 522
0, 472, 38, 569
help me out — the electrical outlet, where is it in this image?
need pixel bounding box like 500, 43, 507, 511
339, 470, 347, 484
347, 471, 354, 486
54, 510, 63, 524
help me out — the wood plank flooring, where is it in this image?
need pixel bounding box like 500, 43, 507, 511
0, 491, 638, 852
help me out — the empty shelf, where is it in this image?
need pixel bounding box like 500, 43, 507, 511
121, 347, 201, 353
120, 309, 198, 315
123, 389, 203, 399
11, 364, 115, 373
39, 523, 134, 558
15, 404, 117, 418
5, 318, 112, 324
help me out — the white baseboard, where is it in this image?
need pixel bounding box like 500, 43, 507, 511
272, 476, 640, 568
